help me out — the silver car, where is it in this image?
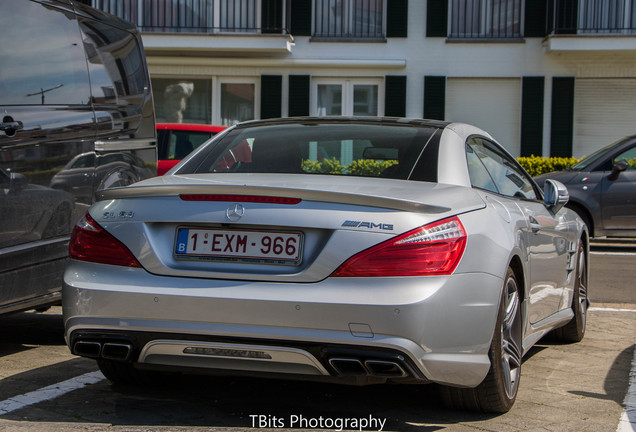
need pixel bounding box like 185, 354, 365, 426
63, 118, 588, 413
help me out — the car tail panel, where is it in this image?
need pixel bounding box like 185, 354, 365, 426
83, 176, 485, 282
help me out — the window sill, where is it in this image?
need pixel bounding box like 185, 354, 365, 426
446, 37, 526, 44
310, 36, 387, 43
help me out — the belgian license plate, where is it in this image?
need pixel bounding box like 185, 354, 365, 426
175, 228, 303, 264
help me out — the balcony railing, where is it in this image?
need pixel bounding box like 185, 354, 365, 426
91, 0, 290, 34
449, 0, 523, 39
548, 0, 636, 35
313, 0, 385, 39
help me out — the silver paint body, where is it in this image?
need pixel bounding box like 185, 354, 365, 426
63, 121, 587, 388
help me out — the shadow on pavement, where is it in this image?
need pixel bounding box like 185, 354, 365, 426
1, 368, 502, 430
0, 308, 65, 347
568, 343, 634, 404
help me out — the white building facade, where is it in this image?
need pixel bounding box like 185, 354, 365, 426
89, 0, 636, 158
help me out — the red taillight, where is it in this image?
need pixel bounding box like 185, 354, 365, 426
69, 213, 141, 267
332, 216, 467, 277
180, 194, 301, 205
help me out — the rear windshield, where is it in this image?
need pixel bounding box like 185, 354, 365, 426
177, 122, 439, 181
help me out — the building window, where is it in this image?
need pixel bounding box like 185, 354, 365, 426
578, 0, 636, 33
218, 0, 259, 33
313, 79, 382, 116
313, 0, 385, 38
317, 84, 343, 115
152, 78, 211, 124
449, 0, 522, 38
91, 0, 274, 33
218, 80, 258, 126
353, 84, 379, 115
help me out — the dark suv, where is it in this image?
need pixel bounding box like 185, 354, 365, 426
0, 0, 156, 315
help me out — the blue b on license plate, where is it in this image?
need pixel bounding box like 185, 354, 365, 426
175, 228, 303, 264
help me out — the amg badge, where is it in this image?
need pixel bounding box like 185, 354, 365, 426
342, 220, 394, 231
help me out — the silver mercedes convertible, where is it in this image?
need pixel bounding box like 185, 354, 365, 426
63, 117, 589, 413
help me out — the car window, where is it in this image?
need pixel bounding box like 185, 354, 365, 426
466, 143, 498, 193
614, 146, 636, 170
188, 131, 215, 148
181, 122, 437, 180
80, 19, 146, 102
98, 154, 124, 166
70, 155, 93, 169
467, 137, 538, 200
0, 0, 91, 105
570, 136, 634, 171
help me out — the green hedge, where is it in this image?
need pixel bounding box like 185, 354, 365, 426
516, 156, 579, 177
302, 156, 581, 177
301, 158, 397, 176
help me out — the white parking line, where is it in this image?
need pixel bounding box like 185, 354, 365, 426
0, 371, 104, 415
591, 251, 636, 256
590, 307, 636, 432
616, 344, 636, 432
589, 307, 636, 313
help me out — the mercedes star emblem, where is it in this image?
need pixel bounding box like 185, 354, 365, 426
226, 203, 245, 222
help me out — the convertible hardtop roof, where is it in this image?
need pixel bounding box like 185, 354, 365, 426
233, 116, 451, 129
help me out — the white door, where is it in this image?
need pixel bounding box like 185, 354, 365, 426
446, 78, 522, 156
573, 78, 636, 159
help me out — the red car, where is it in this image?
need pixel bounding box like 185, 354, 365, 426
156, 123, 226, 175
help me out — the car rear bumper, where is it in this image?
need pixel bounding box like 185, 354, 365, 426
63, 261, 503, 387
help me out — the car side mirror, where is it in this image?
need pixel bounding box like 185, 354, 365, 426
543, 179, 569, 213
9, 172, 28, 192
609, 159, 629, 180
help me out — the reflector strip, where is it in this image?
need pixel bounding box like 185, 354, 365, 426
183, 347, 272, 359
180, 194, 301, 205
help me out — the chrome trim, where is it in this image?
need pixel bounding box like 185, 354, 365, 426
94, 138, 156, 152
226, 203, 245, 222
138, 340, 330, 376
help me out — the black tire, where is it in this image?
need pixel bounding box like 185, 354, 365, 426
552, 242, 588, 343
441, 267, 523, 413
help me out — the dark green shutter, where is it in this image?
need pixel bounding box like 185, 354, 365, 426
426, 0, 448, 37
288, 75, 310, 117
290, 0, 311, 36
385, 76, 407, 117
261, 0, 282, 34
386, 0, 408, 38
550, 77, 575, 157
261, 75, 282, 119
524, 0, 547, 37
424, 76, 446, 120
521, 77, 545, 156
